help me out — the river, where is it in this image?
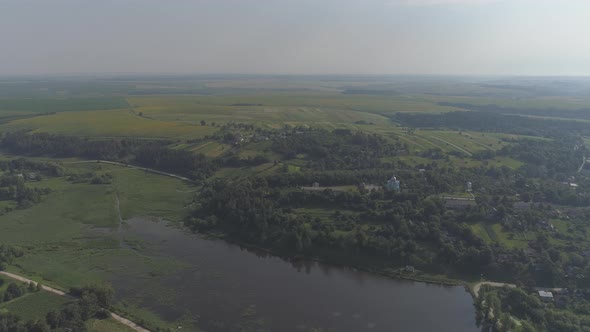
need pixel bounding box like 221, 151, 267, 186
114, 218, 479, 332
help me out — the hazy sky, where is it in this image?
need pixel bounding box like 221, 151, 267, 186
1, 0, 589, 76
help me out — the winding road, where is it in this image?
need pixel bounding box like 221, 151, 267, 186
0, 271, 150, 332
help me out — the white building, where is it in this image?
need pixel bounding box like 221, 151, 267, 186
538, 290, 554, 302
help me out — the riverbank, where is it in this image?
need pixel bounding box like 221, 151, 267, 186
120, 217, 480, 332
194, 227, 468, 288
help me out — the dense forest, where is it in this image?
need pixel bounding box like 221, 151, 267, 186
270, 129, 406, 170
476, 286, 590, 332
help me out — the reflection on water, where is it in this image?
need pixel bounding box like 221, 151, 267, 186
114, 218, 479, 332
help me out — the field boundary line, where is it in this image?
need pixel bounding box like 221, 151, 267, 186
62, 160, 194, 183
429, 135, 473, 156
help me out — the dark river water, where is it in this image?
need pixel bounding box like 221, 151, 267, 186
115, 218, 479, 332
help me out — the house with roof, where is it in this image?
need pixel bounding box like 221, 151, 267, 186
538, 290, 554, 302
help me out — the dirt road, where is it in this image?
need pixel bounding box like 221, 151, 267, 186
0, 271, 150, 332
0, 271, 68, 296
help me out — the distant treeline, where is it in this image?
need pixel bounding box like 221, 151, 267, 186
0, 97, 128, 113
230, 103, 263, 106
342, 89, 398, 96
394, 111, 590, 137
0, 132, 216, 180
439, 101, 590, 121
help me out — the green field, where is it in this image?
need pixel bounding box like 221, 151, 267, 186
2, 109, 218, 139
0, 285, 132, 332
0, 162, 195, 330
127, 94, 395, 129
0, 290, 71, 321
470, 223, 535, 249
190, 141, 231, 157
0, 97, 128, 114
87, 318, 137, 332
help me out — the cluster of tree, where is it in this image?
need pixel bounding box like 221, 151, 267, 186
0, 131, 170, 161
0, 244, 23, 271
499, 138, 584, 179
90, 173, 113, 185
270, 129, 406, 170
0, 159, 63, 178
0, 175, 51, 209
5, 284, 116, 332
191, 177, 505, 275
266, 168, 401, 187
0, 312, 51, 332
67, 171, 105, 184
0, 281, 41, 303
266, 162, 517, 197
476, 287, 590, 332
191, 178, 300, 246
1, 132, 217, 180
68, 284, 114, 309
0, 285, 113, 332
134, 145, 216, 180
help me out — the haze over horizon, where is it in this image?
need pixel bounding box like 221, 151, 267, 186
2, 0, 589, 76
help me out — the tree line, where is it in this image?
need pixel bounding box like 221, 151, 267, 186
0, 132, 217, 180
394, 111, 590, 137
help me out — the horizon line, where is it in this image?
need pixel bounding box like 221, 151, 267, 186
2, 72, 590, 79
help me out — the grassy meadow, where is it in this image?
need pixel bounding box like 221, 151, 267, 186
2, 109, 218, 139
0, 162, 196, 330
